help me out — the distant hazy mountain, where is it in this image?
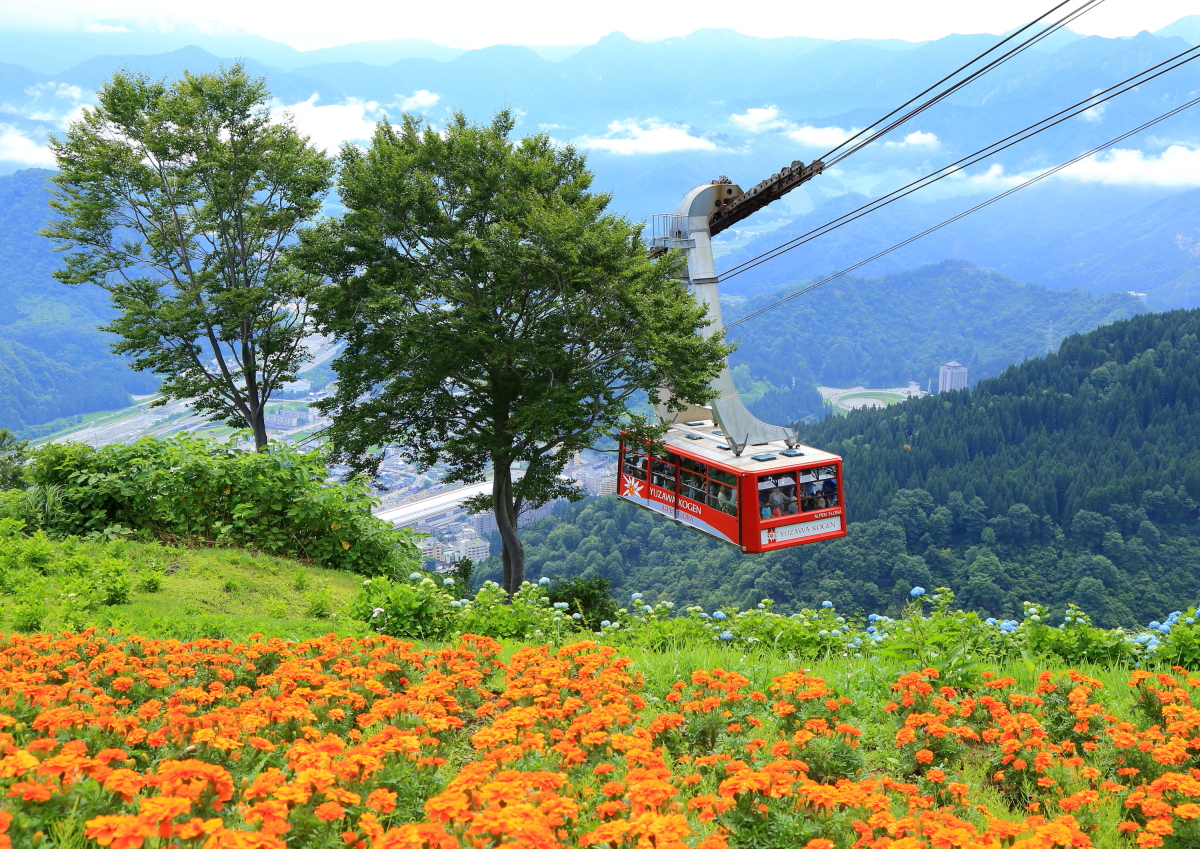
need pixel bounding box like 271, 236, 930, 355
1156, 15, 1200, 45
0, 25, 466, 74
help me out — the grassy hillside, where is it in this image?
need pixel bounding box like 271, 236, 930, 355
0, 532, 366, 639
500, 309, 1200, 626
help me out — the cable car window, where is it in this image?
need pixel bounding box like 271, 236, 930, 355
758, 473, 799, 519
800, 470, 839, 512
651, 458, 676, 489
708, 482, 738, 516
709, 468, 737, 487
622, 452, 646, 480
680, 471, 707, 503
680, 457, 708, 476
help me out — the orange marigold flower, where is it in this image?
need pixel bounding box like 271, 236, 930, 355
85, 815, 152, 849
103, 769, 146, 802
314, 801, 345, 822
915, 749, 934, 764
367, 788, 398, 814
7, 780, 53, 802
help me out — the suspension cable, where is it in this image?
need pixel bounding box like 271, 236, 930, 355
820, 0, 1106, 167
725, 94, 1200, 332
719, 42, 1200, 280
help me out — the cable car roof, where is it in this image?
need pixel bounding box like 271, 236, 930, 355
643, 423, 841, 473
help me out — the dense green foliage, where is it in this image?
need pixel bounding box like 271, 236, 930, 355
297, 110, 728, 593
9, 434, 420, 575
355, 573, 1197, 671
0, 430, 27, 491
728, 261, 1146, 423
503, 309, 1200, 626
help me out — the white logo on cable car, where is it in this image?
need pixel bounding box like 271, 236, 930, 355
621, 474, 643, 498
649, 488, 702, 516
760, 515, 842, 545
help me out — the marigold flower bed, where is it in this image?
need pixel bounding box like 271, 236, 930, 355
1, 631, 1199, 848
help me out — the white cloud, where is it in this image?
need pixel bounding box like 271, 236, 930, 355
945, 162, 1029, 190
399, 89, 440, 112
578, 120, 718, 155
941, 145, 1200, 193
885, 130, 939, 148
730, 106, 790, 133
273, 90, 442, 152
83, 21, 131, 32
1061, 144, 1200, 187
1079, 89, 1106, 123
786, 124, 857, 147
272, 94, 382, 152
1, 83, 94, 129
0, 124, 56, 166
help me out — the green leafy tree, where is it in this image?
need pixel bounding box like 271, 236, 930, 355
42, 64, 335, 450
295, 111, 727, 594
0, 429, 29, 490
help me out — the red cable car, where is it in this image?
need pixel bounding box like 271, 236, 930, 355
618, 423, 846, 552
617, 173, 847, 552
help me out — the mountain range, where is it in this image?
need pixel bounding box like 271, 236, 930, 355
0, 19, 1198, 431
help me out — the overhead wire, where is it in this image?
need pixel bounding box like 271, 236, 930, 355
725, 93, 1200, 332
718, 41, 1200, 281
819, 0, 1107, 167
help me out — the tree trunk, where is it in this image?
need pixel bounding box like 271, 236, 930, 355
492, 464, 525, 595
251, 405, 269, 452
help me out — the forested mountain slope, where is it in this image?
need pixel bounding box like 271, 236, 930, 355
0, 169, 154, 432
729, 261, 1145, 422
505, 309, 1200, 627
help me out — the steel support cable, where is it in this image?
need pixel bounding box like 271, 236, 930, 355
824, 0, 1107, 167
719, 43, 1200, 280
724, 94, 1200, 332
819, 0, 1105, 166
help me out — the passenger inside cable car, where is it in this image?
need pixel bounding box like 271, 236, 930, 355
799, 465, 839, 512
758, 474, 798, 519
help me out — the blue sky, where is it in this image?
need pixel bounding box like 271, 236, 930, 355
0, 0, 1194, 50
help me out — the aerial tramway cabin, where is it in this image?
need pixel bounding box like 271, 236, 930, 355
618, 422, 846, 553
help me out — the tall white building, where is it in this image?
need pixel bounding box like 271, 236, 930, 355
938, 361, 968, 393
470, 511, 494, 537
458, 536, 491, 561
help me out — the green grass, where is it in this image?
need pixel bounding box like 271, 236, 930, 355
839, 391, 904, 406
0, 537, 368, 640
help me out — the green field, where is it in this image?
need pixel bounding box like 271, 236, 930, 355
839, 391, 904, 406
0, 535, 367, 640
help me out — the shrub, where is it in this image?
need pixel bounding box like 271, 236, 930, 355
544, 574, 617, 631
351, 574, 459, 640
26, 435, 420, 575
